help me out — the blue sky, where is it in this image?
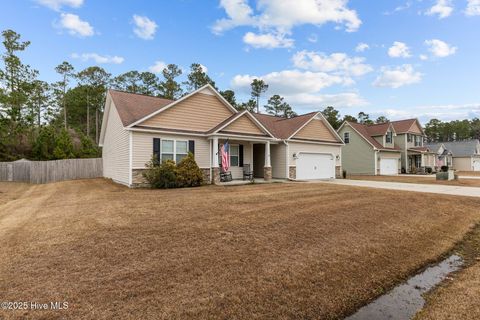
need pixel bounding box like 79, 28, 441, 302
1, 0, 480, 122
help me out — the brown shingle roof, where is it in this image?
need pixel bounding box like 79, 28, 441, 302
109, 89, 341, 142
365, 122, 391, 136
109, 89, 174, 126
347, 122, 400, 151
253, 112, 319, 139
391, 118, 419, 134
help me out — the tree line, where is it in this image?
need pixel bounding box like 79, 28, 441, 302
1, 29, 478, 161
321, 106, 480, 142
0, 29, 299, 161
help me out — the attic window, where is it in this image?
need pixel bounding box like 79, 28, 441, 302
344, 132, 350, 144
386, 132, 393, 143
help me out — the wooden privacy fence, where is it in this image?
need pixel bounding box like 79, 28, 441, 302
0, 158, 102, 184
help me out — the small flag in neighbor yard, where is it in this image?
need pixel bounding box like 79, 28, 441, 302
221, 141, 230, 172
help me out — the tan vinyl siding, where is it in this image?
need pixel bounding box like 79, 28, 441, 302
293, 119, 338, 142
453, 157, 473, 171
338, 125, 375, 175
423, 154, 435, 167
409, 121, 423, 134
288, 142, 341, 167
140, 92, 234, 131
132, 132, 210, 168
271, 143, 287, 179
102, 101, 130, 185
220, 114, 266, 135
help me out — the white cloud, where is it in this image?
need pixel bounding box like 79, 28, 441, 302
426, 0, 453, 19
283, 92, 368, 109
232, 70, 347, 95
132, 15, 157, 40
355, 42, 369, 52
419, 54, 428, 61
148, 60, 167, 73
381, 104, 480, 122
388, 41, 411, 58
35, 0, 83, 11
292, 51, 373, 80
58, 13, 94, 37
425, 39, 457, 57
243, 31, 294, 49
466, 0, 480, 16
213, 0, 361, 48
373, 64, 422, 88
71, 53, 124, 64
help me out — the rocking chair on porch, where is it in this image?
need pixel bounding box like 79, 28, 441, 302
243, 163, 253, 181
220, 168, 233, 182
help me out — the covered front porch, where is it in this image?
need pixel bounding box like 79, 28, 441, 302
407, 149, 435, 174
209, 135, 280, 184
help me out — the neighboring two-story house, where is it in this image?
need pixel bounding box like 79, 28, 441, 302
337, 118, 435, 175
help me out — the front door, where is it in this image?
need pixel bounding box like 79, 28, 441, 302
253, 144, 265, 178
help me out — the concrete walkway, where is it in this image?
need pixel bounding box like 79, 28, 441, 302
321, 179, 480, 198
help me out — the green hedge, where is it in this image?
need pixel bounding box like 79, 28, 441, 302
142, 153, 204, 189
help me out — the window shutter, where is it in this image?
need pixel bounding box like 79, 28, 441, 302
239, 145, 244, 167
153, 138, 161, 164
188, 140, 195, 155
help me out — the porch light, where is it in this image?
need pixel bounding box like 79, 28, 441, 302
336, 154, 340, 160
293, 153, 298, 159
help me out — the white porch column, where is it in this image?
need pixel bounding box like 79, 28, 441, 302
265, 141, 271, 167
213, 137, 219, 167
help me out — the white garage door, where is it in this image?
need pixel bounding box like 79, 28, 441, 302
296, 153, 334, 180
473, 160, 480, 171
380, 158, 398, 175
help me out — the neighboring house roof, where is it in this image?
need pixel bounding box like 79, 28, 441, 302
408, 146, 432, 153
426, 140, 480, 157
364, 122, 392, 136
109, 89, 174, 127
253, 112, 319, 139
343, 121, 400, 151
391, 118, 424, 134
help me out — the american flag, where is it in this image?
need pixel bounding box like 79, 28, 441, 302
221, 141, 230, 172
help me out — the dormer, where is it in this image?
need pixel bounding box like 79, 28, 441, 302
367, 122, 397, 148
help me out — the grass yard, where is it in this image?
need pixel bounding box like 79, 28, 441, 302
1, 179, 480, 319
457, 171, 480, 177
348, 174, 480, 187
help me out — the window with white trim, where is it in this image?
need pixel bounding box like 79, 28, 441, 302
344, 132, 350, 144
175, 141, 188, 163
161, 140, 174, 161
218, 144, 240, 167
161, 139, 188, 163
415, 135, 422, 146
386, 131, 393, 144
230, 145, 239, 166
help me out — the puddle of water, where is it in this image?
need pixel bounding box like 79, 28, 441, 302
346, 254, 463, 320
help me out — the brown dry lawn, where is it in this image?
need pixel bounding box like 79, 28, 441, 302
457, 171, 480, 177
1, 179, 480, 319
348, 174, 480, 187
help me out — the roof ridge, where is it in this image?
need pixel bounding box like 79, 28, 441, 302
109, 88, 175, 102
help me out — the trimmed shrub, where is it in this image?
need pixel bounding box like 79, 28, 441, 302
425, 167, 433, 174
176, 153, 204, 187
441, 165, 449, 172
143, 157, 177, 189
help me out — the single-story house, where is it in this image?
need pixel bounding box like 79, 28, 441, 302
99, 84, 344, 187
426, 140, 480, 171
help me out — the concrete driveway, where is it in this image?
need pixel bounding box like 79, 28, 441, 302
321, 179, 480, 198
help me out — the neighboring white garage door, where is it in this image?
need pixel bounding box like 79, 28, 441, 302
380, 158, 398, 175
296, 153, 335, 180
473, 159, 480, 171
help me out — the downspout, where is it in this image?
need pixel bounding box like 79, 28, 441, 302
283, 140, 290, 179
374, 148, 378, 175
